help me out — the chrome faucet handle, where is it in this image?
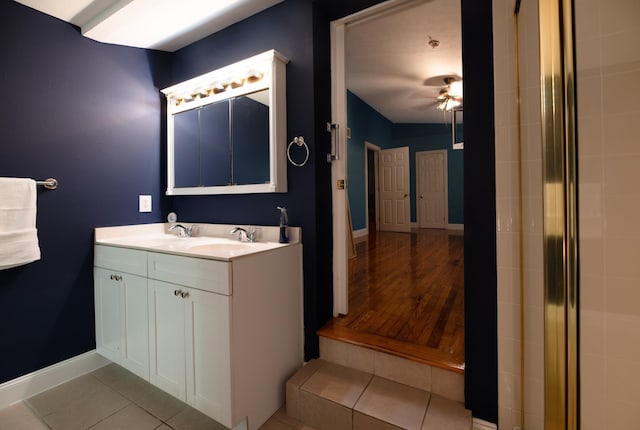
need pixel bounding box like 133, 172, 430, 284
170, 224, 195, 237
247, 226, 260, 243
230, 226, 248, 242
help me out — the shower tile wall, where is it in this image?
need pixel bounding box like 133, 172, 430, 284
494, 0, 545, 428
576, 0, 640, 428
496, 0, 640, 428
492, 0, 526, 429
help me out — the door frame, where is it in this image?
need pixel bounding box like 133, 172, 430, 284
330, 0, 413, 316
416, 149, 448, 229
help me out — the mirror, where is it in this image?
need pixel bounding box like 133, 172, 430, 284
452, 108, 464, 150
162, 50, 288, 195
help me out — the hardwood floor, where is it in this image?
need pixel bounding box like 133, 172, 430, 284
318, 228, 465, 373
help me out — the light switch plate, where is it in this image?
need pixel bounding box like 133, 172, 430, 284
139, 195, 152, 212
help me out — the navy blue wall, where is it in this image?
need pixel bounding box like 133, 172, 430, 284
0, 2, 170, 383
346, 91, 464, 230
462, 0, 498, 423
167, 1, 331, 361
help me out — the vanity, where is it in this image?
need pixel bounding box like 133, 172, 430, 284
93, 223, 303, 430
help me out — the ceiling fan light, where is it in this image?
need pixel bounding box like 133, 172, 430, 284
449, 81, 463, 98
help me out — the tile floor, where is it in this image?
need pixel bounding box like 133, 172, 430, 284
286, 359, 471, 430
0, 363, 301, 430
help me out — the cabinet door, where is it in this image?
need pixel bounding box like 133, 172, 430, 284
185, 288, 232, 427
148, 279, 186, 400
122, 274, 149, 379
94, 267, 122, 363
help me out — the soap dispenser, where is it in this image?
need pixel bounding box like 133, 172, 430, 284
277, 206, 289, 243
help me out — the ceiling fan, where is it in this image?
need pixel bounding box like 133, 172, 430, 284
422, 75, 463, 111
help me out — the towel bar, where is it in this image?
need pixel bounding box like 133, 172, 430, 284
36, 178, 58, 190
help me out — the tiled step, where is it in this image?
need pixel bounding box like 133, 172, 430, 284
319, 336, 464, 403
285, 359, 472, 430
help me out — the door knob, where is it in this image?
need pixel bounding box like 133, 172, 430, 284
404, 194, 408, 198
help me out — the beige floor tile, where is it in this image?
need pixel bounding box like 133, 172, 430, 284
134, 384, 187, 421
41, 383, 130, 430
109, 371, 156, 403
287, 360, 326, 420
271, 406, 299, 426
166, 405, 227, 430
353, 411, 403, 430
259, 415, 295, 430
373, 351, 432, 392
431, 368, 465, 402
88, 404, 162, 430
287, 359, 325, 388
0, 402, 49, 430
153, 425, 173, 430
354, 377, 430, 430
298, 389, 352, 430
421, 395, 471, 430
319, 337, 375, 373
27, 373, 107, 416
301, 361, 372, 408
92, 363, 133, 386
292, 424, 317, 430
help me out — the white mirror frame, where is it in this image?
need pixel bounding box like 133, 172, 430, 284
162, 50, 289, 195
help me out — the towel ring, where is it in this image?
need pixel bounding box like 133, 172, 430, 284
287, 136, 309, 167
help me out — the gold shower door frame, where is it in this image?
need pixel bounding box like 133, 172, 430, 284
538, 0, 579, 428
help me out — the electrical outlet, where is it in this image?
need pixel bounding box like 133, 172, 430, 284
139, 195, 152, 213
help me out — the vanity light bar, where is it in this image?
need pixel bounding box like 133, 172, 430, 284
163, 50, 283, 109
175, 72, 265, 106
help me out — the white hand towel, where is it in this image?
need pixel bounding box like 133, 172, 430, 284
0, 178, 41, 269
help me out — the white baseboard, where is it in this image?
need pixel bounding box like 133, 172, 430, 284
353, 228, 368, 242
447, 223, 464, 231
473, 418, 498, 430
0, 350, 110, 409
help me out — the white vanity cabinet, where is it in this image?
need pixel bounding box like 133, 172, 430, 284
94, 245, 149, 380
147, 252, 232, 425
93, 226, 303, 430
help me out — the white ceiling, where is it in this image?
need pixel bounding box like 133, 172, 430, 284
14, 0, 284, 52
15, 0, 461, 124
346, 0, 462, 123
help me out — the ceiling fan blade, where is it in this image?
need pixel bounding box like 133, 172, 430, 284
422, 74, 463, 87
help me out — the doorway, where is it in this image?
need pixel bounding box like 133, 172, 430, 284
365, 143, 379, 234
323, 0, 464, 372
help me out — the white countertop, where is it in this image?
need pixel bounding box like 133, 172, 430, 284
95, 223, 300, 261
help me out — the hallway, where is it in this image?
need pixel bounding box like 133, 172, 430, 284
319, 229, 464, 372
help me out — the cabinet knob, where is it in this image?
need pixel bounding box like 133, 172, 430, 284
174, 289, 182, 296
181, 291, 189, 299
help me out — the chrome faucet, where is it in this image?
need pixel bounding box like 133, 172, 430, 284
230, 226, 257, 242
169, 224, 195, 237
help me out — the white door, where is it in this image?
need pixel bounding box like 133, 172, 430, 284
148, 279, 186, 401
185, 288, 232, 426
122, 274, 149, 380
379, 147, 411, 232
416, 150, 447, 229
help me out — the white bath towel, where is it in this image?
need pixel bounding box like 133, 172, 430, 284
0, 178, 41, 270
